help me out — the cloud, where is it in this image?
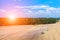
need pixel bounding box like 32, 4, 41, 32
13, 5, 60, 18
0, 5, 60, 18
14, 5, 49, 9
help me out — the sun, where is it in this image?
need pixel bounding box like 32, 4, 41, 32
7, 14, 17, 23
8, 15, 16, 20
7, 15, 17, 24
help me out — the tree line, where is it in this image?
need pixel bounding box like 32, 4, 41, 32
0, 18, 58, 26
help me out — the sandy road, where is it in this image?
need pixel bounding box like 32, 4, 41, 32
38, 21, 60, 40
0, 25, 48, 40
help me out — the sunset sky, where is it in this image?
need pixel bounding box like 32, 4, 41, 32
0, 0, 60, 18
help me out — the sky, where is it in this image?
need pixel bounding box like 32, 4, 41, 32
0, 0, 60, 18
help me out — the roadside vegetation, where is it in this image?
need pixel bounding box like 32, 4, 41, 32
18, 18, 58, 25
0, 18, 59, 26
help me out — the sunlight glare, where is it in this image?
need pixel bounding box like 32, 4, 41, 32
8, 15, 16, 20
7, 14, 17, 24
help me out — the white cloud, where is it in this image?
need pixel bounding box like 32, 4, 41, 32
14, 5, 49, 9
28, 10, 32, 12
13, 5, 60, 18
1, 5, 60, 18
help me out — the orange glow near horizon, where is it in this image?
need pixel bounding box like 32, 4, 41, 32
8, 15, 16, 20
0, 9, 28, 26
5, 9, 18, 24
0, 18, 29, 26
7, 14, 17, 24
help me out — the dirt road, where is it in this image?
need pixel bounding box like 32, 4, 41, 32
1, 21, 60, 40
38, 21, 60, 40
0, 25, 48, 40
